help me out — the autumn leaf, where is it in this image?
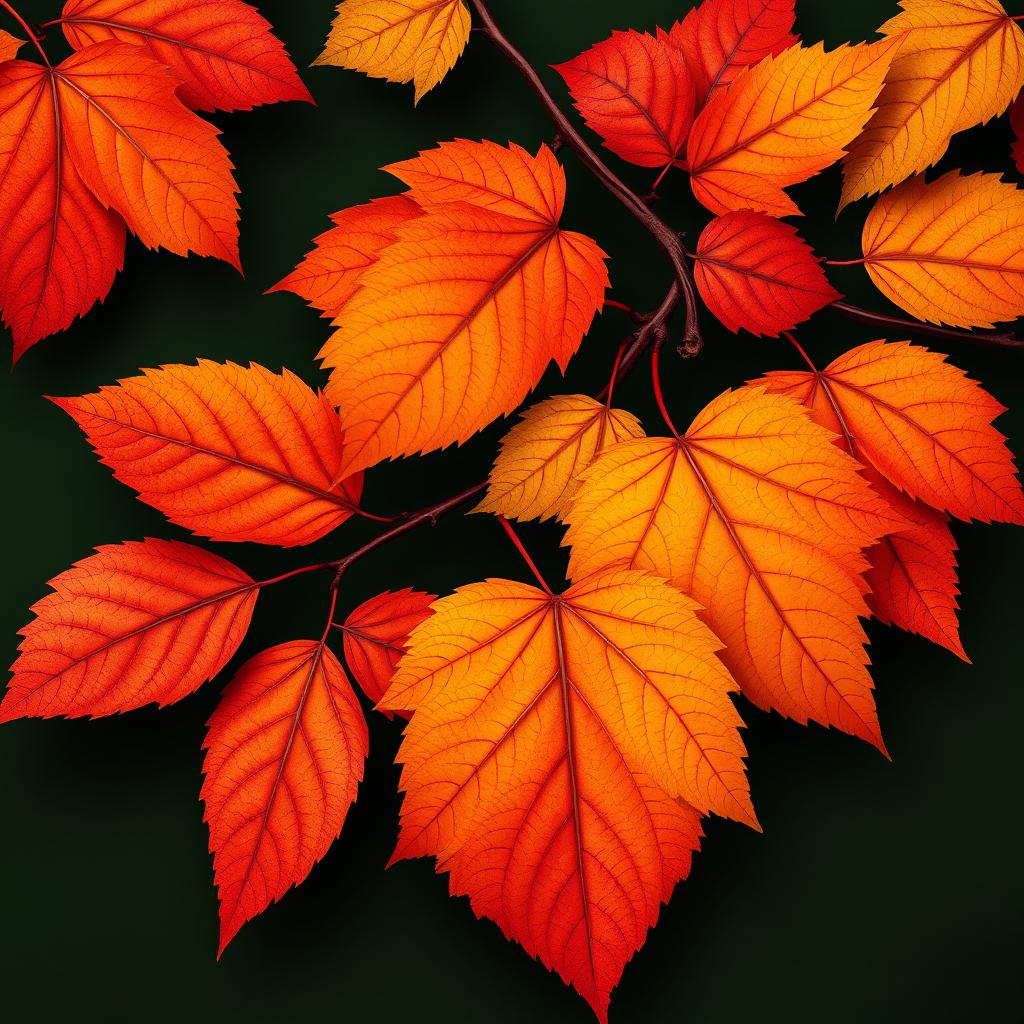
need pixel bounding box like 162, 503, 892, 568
564, 387, 905, 749
860, 170, 1024, 328
315, 0, 471, 103
0, 28, 23, 59
269, 194, 422, 319
692, 211, 840, 336
666, 0, 797, 104
554, 30, 695, 175
57, 0, 312, 112
380, 568, 753, 1019
840, 0, 1024, 209
319, 139, 609, 477
338, 588, 436, 716
0, 539, 257, 722
687, 38, 900, 216
1011, 92, 1024, 173
203, 639, 368, 954
54, 361, 365, 547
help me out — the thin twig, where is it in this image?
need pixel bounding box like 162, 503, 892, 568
829, 301, 1024, 350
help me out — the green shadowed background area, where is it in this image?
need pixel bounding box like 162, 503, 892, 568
2, 1, 1022, 1020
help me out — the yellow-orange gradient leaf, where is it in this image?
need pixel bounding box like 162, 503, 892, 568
564, 387, 905, 749
315, 0, 471, 103
686, 38, 900, 216
841, 0, 1024, 209
477, 394, 644, 522
861, 170, 1024, 328
320, 140, 609, 477
380, 568, 753, 1020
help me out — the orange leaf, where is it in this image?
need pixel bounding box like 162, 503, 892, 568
320, 140, 609, 476
840, 0, 1024, 209
564, 387, 905, 749
339, 588, 436, 717
666, 0, 797, 103
56, 41, 240, 267
268, 194, 422, 319
1011, 91, 1024, 174
203, 639, 368, 954
0, 28, 24, 60
380, 568, 753, 1019
692, 211, 840, 336
554, 30, 695, 170
0, 59, 126, 361
54, 361, 365, 547
477, 394, 644, 522
1, 539, 257, 722
686, 38, 900, 216
861, 170, 1024, 328
59, 0, 312, 112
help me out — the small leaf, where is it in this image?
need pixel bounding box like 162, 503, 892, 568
0, 29, 25, 60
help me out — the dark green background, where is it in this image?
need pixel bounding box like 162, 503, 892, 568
2, 1, 1022, 1021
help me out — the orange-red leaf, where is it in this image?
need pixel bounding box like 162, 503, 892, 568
565, 387, 905, 749
1, 539, 257, 722
554, 30, 695, 170
203, 639, 368, 954
381, 568, 753, 1020
57, 41, 240, 267
667, 0, 797, 103
0, 29, 24, 60
692, 211, 840, 336
0, 59, 126, 361
268, 194, 422, 318
59, 0, 312, 112
1011, 92, 1024, 174
320, 140, 608, 476
339, 588, 436, 717
687, 38, 900, 216
54, 361, 365, 547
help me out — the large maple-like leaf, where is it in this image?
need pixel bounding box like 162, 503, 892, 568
58, 0, 311, 112
564, 387, 904, 748
0, 539, 257, 722
338, 588, 436, 716
315, 0, 471, 103
203, 639, 368, 953
380, 568, 754, 1020
840, 0, 1024, 209
692, 211, 840, 336
554, 30, 695, 172
860, 171, 1024, 328
269, 195, 422, 319
54, 361, 365, 547
687, 38, 900, 216
666, 0, 797, 103
319, 140, 609, 476
477, 394, 644, 522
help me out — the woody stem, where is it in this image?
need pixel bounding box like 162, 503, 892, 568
829, 301, 1024, 350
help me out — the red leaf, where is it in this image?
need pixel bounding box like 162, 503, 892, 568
554, 30, 695, 170
692, 211, 839, 336
60, 0, 313, 112
339, 589, 436, 717
1, 539, 257, 721
203, 640, 368, 953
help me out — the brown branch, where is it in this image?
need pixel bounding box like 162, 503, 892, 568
830, 302, 1024, 350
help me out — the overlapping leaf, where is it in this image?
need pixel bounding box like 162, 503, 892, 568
841, 0, 1024, 209
0, 29, 23, 59
203, 639, 368, 953
477, 394, 644, 522
319, 140, 609, 476
381, 568, 753, 1020
315, 0, 471, 102
564, 387, 904, 748
0, 539, 257, 722
687, 38, 900, 216
861, 171, 1024, 328
55, 361, 364, 547
692, 211, 840, 335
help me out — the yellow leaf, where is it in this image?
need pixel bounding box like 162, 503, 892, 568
476, 394, 644, 522
315, 0, 471, 102
861, 170, 1024, 328
841, 0, 1024, 209
686, 38, 900, 216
